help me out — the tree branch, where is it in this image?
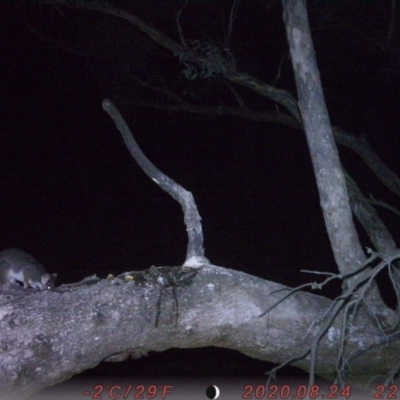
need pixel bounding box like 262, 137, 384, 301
1, 263, 394, 398
0, 268, 302, 397
102, 99, 208, 266
282, 0, 368, 285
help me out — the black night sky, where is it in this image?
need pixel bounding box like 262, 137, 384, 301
0, 0, 400, 394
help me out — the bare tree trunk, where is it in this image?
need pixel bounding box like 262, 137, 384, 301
281, 0, 377, 295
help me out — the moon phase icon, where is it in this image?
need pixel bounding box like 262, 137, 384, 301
206, 385, 220, 399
